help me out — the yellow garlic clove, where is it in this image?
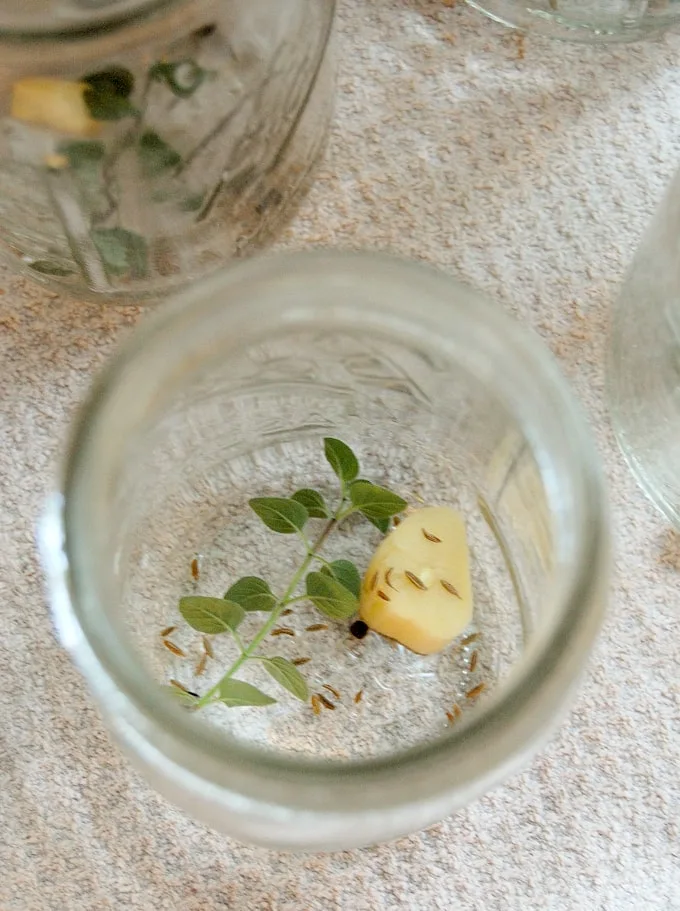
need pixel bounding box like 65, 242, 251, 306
360, 506, 473, 655
11, 78, 100, 136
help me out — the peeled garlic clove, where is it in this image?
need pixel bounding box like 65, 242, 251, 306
359, 506, 473, 655
11, 79, 100, 136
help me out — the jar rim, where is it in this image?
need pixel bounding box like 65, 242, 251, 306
48, 250, 609, 822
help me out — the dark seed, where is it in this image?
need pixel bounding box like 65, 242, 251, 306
160, 625, 176, 638
323, 683, 341, 700
350, 620, 369, 640
190, 557, 199, 580
377, 589, 390, 602
469, 651, 478, 672
441, 579, 461, 599
422, 528, 442, 543
292, 657, 311, 666
466, 683, 486, 700
163, 640, 186, 657
271, 627, 295, 637
306, 623, 328, 632
354, 689, 363, 704
318, 694, 336, 710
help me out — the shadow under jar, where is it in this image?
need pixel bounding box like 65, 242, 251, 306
41, 251, 609, 850
0, 0, 335, 300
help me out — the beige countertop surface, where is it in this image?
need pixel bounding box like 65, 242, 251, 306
1, 1, 679, 908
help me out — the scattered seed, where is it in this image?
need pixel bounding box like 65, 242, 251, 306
393, 515, 402, 526
271, 627, 295, 637
377, 589, 390, 601
460, 632, 480, 646
385, 567, 397, 590
405, 570, 427, 590
190, 557, 200, 580
446, 710, 455, 724
350, 620, 369, 639
469, 651, 478, 673
160, 625, 176, 638
368, 571, 378, 591
440, 579, 461, 599
281, 608, 293, 617
292, 657, 311, 666
422, 528, 442, 543
202, 635, 214, 658
318, 694, 336, 710
306, 623, 328, 632
452, 703, 462, 719
466, 683, 486, 700
163, 640, 186, 657
311, 694, 322, 716
354, 689, 363, 704
195, 652, 208, 677
170, 679, 191, 694
323, 683, 341, 700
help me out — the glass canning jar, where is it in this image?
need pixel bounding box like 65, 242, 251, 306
466, 0, 680, 42
40, 251, 609, 850
0, 1, 335, 300
608, 167, 680, 528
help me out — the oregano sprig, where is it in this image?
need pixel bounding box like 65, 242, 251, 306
169, 438, 406, 710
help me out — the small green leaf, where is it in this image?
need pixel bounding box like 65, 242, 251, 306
323, 437, 359, 485
249, 497, 308, 534
149, 59, 208, 97
91, 227, 148, 279
217, 678, 276, 708
261, 657, 309, 701
291, 488, 329, 519
349, 480, 407, 520
305, 571, 359, 620
320, 559, 361, 599
60, 140, 106, 171
28, 260, 74, 276
137, 130, 182, 177
225, 576, 276, 612
366, 515, 390, 534
179, 596, 245, 634
83, 67, 137, 121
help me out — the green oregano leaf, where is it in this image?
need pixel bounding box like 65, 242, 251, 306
349, 480, 407, 520
320, 559, 361, 599
224, 576, 276, 612
217, 678, 276, 708
249, 497, 308, 534
28, 260, 74, 277
291, 488, 329, 519
323, 437, 359, 485
366, 515, 390, 534
305, 571, 359, 620
91, 227, 148, 279
83, 67, 137, 121
149, 59, 208, 97
137, 130, 182, 177
60, 140, 106, 171
261, 657, 309, 701
179, 596, 245, 634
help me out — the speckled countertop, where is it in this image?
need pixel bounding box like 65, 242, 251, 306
1, 2, 679, 908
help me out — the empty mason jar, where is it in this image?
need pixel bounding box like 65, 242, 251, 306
41, 251, 609, 850
466, 0, 680, 41
0, 1, 335, 299
608, 167, 680, 528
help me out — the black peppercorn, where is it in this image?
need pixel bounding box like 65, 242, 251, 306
350, 620, 369, 639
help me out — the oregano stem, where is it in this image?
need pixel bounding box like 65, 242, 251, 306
196, 513, 340, 707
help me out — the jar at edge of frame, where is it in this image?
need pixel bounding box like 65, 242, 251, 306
0, 0, 335, 300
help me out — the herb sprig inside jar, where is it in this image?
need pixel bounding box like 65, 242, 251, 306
163, 439, 474, 712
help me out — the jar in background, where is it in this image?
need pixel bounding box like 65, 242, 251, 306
0, 1, 335, 299
466, 0, 680, 42
608, 167, 680, 528
41, 251, 609, 850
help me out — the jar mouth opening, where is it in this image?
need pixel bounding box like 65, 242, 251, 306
54, 250, 609, 800
0, 0, 174, 40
